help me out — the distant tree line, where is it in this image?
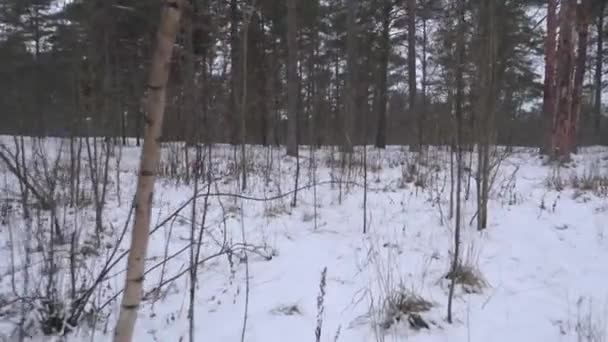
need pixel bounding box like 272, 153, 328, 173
0, 0, 606, 155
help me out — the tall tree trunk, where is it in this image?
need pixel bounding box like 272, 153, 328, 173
184, 3, 197, 147
240, 7, 254, 191
407, 0, 418, 149
421, 10, 428, 145
268, 37, 280, 146
311, 6, 321, 148
133, 58, 142, 147
258, 15, 269, 146
476, 0, 498, 231
229, 0, 239, 144
594, 3, 605, 143
344, 0, 356, 151
570, 0, 592, 152
541, 0, 558, 154
286, 0, 299, 156
32, 6, 44, 136
447, 0, 465, 324
112, 2, 182, 342
376, 0, 391, 149
333, 55, 340, 146
552, 0, 577, 161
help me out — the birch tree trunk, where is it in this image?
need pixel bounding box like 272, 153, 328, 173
112, 2, 183, 342
447, 0, 465, 323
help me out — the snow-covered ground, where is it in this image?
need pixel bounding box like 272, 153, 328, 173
1, 138, 607, 342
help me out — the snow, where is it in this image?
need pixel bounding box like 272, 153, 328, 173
1, 138, 607, 342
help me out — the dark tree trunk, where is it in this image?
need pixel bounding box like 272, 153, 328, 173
257, 15, 269, 146
594, 4, 605, 143
344, 0, 356, 152
421, 10, 428, 145
311, 9, 321, 148
541, 0, 558, 154
376, 0, 391, 149
333, 55, 340, 146
407, 0, 418, 149
184, 4, 197, 146
229, 0, 239, 144
287, 0, 299, 156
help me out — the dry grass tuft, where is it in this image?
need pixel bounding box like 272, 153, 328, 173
444, 263, 487, 294
264, 201, 289, 218
570, 170, 608, 197
381, 287, 433, 330
545, 172, 566, 192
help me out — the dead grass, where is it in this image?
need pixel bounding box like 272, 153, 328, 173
398, 162, 429, 189
444, 262, 488, 294
545, 160, 608, 197
545, 172, 566, 192
574, 297, 608, 342
381, 287, 433, 330
556, 296, 608, 342
570, 170, 608, 197
264, 201, 289, 218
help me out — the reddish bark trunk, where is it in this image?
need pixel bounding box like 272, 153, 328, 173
552, 0, 577, 161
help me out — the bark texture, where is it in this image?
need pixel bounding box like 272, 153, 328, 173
570, 0, 592, 151
286, 0, 299, 156
552, 0, 577, 160
541, 0, 558, 154
407, 0, 419, 148
229, 0, 239, 144
344, 0, 356, 151
112, 2, 183, 342
551, 0, 592, 160
447, 0, 465, 323
594, 3, 605, 142
375, 0, 391, 149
